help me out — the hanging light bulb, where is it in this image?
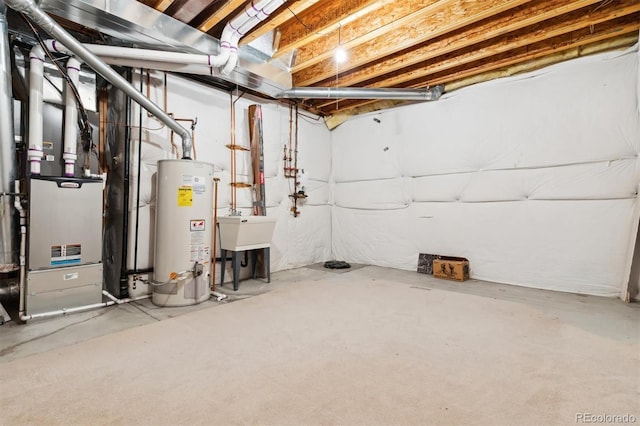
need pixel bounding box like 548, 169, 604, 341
335, 46, 348, 63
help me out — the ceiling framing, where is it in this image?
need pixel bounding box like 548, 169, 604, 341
54, 0, 640, 118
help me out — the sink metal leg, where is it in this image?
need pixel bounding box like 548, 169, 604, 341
220, 249, 227, 286
265, 247, 271, 283
233, 251, 241, 291
251, 250, 258, 279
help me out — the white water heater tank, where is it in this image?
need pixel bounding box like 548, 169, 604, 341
153, 159, 214, 306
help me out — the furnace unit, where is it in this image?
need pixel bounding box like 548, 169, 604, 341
26, 176, 103, 315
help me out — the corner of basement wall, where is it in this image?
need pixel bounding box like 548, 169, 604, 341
624, 37, 640, 303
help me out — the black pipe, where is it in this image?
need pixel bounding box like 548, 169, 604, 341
126, 267, 153, 275
118, 68, 132, 299
133, 68, 143, 273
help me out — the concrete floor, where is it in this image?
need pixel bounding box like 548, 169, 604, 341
1, 265, 639, 425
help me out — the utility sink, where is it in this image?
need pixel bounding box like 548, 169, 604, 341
217, 216, 277, 251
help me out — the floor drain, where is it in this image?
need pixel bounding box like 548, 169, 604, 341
323, 261, 351, 269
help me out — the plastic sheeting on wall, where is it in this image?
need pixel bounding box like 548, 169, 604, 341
332, 45, 640, 298
126, 71, 332, 288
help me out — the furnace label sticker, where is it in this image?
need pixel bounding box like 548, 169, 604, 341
178, 186, 193, 207
51, 244, 82, 267
190, 219, 205, 231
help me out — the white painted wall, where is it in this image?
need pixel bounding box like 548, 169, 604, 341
331, 46, 640, 298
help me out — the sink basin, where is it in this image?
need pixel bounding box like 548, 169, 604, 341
217, 216, 277, 251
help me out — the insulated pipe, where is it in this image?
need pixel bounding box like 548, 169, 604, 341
63, 57, 80, 177
0, 0, 18, 271
27, 44, 44, 174
277, 85, 445, 100
6, 0, 193, 159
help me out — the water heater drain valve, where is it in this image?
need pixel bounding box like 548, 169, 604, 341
193, 262, 204, 277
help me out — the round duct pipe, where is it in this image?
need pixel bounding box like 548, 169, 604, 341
277, 85, 445, 100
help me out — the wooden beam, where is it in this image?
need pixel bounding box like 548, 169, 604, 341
198, 0, 247, 33
378, 4, 640, 88
166, 0, 214, 23
272, 0, 384, 59
427, 17, 640, 86
241, 0, 321, 45
291, 0, 444, 71
153, 0, 175, 12
443, 33, 639, 92
300, 0, 603, 88
293, 0, 531, 86
313, 2, 640, 109
318, 20, 639, 116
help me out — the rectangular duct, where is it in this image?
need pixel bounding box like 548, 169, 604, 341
38, 0, 292, 96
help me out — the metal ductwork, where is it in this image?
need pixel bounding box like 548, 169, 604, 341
277, 85, 445, 101
6, 0, 194, 159
0, 0, 17, 272
37, 0, 292, 97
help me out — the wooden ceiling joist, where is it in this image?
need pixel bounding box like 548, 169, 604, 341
320, 20, 639, 116
198, 0, 247, 33
135, 0, 639, 118
271, 0, 383, 59
378, 3, 640, 89
312, 0, 640, 111
290, 0, 443, 71
305, 0, 606, 90
241, 0, 321, 45
293, 0, 531, 87
154, 0, 175, 12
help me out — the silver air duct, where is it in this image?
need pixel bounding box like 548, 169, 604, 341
0, 0, 17, 272
277, 85, 445, 100
5, 0, 194, 159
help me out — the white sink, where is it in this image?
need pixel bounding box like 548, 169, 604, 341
217, 216, 277, 251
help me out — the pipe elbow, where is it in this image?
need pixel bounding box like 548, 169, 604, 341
66, 56, 82, 70
45, 39, 71, 55
221, 50, 238, 75
29, 44, 44, 61
181, 133, 193, 160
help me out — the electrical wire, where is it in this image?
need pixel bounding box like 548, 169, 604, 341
286, 6, 332, 38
